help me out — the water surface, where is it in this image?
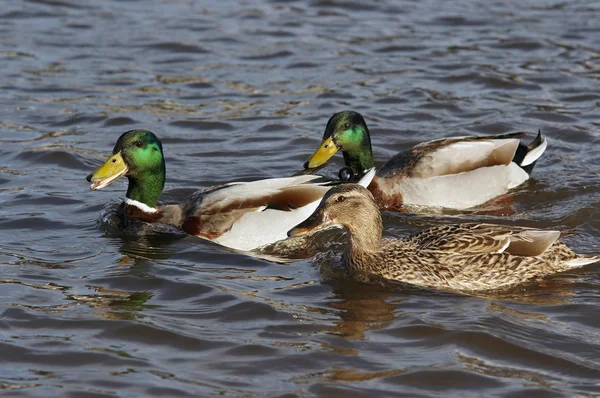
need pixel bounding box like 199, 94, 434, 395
1, 0, 600, 396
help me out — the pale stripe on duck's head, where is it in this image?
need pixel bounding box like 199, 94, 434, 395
287, 183, 379, 237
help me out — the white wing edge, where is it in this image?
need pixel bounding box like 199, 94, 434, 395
521, 135, 548, 167
358, 168, 376, 188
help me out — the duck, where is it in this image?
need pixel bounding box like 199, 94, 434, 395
85, 129, 375, 252
287, 184, 597, 292
303, 110, 547, 211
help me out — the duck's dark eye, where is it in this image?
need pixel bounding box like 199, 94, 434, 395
134, 141, 144, 148
344, 123, 350, 129
336, 195, 346, 203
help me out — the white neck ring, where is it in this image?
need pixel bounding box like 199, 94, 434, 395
124, 198, 158, 213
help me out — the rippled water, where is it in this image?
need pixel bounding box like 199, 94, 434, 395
1, 0, 600, 396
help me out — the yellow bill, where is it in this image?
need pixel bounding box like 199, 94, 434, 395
86, 151, 128, 191
304, 137, 339, 168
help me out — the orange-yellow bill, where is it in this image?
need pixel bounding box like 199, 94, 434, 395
86, 151, 128, 190
304, 137, 339, 168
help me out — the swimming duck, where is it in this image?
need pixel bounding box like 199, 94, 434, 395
86, 129, 375, 252
303, 110, 547, 211
288, 184, 597, 292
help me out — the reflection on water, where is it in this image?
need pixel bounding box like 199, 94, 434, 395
327, 281, 398, 340
1, 0, 600, 396
68, 288, 153, 321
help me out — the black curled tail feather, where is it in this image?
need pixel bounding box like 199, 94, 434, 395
512, 130, 547, 175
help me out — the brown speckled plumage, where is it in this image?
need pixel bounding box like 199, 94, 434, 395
289, 184, 598, 293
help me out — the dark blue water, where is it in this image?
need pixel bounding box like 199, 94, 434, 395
1, 0, 600, 396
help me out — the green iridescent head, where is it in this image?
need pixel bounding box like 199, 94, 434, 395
86, 130, 166, 207
303, 111, 374, 181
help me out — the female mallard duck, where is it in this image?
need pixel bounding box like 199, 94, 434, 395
303, 110, 547, 211
86, 129, 375, 252
288, 184, 597, 292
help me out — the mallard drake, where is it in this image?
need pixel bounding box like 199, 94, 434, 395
86, 129, 374, 252
288, 184, 597, 292
303, 110, 547, 211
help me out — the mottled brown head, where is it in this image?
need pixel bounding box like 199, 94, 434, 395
288, 184, 382, 248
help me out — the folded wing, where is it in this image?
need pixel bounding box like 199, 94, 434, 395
408, 223, 560, 257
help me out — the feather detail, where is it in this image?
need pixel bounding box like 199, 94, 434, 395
295, 184, 599, 292
368, 130, 547, 210
124, 198, 158, 213
358, 167, 376, 188
394, 164, 528, 210
407, 223, 561, 257
409, 139, 519, 179
521, 132, 547, 167
198, 175, 326, 213
179, 174, 334, 251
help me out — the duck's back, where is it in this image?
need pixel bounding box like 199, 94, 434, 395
371, 133, 541, 210
346, 223, 597, 292
179, 175, 331, 251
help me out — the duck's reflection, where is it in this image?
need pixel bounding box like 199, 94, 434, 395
67, 287, 153, 321
325, 278, 399, 340
319, 259, 577, 341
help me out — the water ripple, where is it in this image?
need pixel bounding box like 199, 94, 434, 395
0, 0, 599, 396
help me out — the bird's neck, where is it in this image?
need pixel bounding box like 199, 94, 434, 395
343, 215, 383, 263
125, 171, 164, 208
341, 129, 374, 181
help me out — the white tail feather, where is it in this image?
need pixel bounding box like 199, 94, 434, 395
521, 135, 548, 167
496, 239, 511, 254
358, 168, 376, 188
564, 256, 599, 269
